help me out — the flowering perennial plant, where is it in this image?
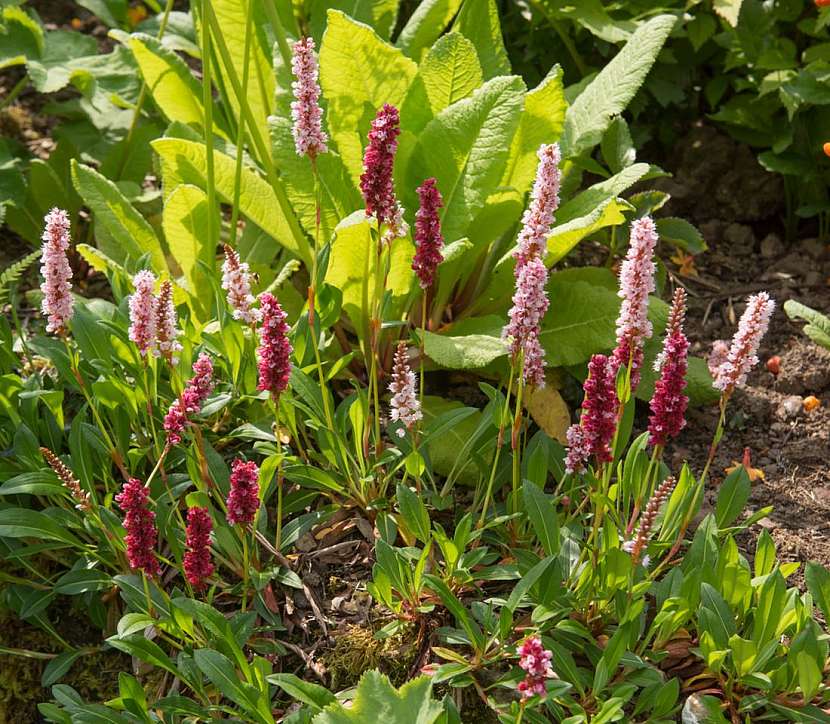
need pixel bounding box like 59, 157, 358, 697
163, 353, 214, 445
517, 636, 555, 699
257, 293, 292, 398
183, 506, 214, 590
712, 292, 776, 395
611, 216, 658, 387
412, 177, 444, 289
565, 353, 617, 473
503, 257, 550, 388
388, 342, 422, 436
115, 478, 160, 577
290, 37, 328, 159
40, 447, 91, 511
154, 280, 182, 364
360, 104, 402, 235
227, 459, 260, 526
513, 143, 561, 271
128, 270, 157, 357
39, 208, 74, 335
221, 245, 261, 325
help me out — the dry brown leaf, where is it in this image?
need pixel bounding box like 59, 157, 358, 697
524, 384, 570, 443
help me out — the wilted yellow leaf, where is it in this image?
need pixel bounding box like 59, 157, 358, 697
525, 384, 570, 443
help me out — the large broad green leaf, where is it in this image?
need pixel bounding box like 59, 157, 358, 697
193, 649, 272, 724
152, 137, 309, 265
269, 117, 361, 243
0, 508, 82, 547
422, 329, 507, 369
313, 670, 442, 724
500, 64, 567, 195
805, 562, 830, 623
547, 199, 629, 265
405, 75, 525, 246
71, 161, 166, 271
162, 184, 219, 314
324, 211, 414, 336
122, 32, 208, 133
784, 300, 830, 351
204, 0, 274, 143
319, 10, 418, 184
451, 0, 510, 79
0, 6, 44, 69
310, 0, 399, 41
560, 14, 675, 157
714, 0, 743, 26
396, 0, 464, 62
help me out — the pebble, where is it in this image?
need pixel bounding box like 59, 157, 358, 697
760, 233, 784, 259
777, 395, 802, 419
804, 270, 823, 287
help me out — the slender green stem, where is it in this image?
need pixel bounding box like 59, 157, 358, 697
241, 528, 250, 611
477, 365, 515, 527
142, 571, 155, 618
201, 0, 218, 253
0, 75, 29, 111
260, 0, 296, 71
273, 397, 285, 552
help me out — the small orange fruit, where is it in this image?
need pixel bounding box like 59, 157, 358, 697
824, 142, 830, 157
803, 395, 821, 412
70, 17, 83, 29
818, 0, 830, 8
766, 355, 781, 376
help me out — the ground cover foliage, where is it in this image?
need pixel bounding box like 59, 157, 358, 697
1, 1, 830, 722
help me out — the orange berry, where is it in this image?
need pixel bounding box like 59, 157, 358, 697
70, 18, 82, 29
818, 0, 830, 8
766, 355, 781, 376
803, 395, 821, 412
824, 142, 830, 157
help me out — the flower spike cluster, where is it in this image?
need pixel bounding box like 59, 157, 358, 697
40, 447, 91, 511
517, 636, 555, 699
227, 459, 260, 526
222, 245, 261, 325
128, 270, 157, 357
257, 293, 292, 398
164, 353, 214, 446
412, 178, 444, 289
514, 143, 561, 271
115, 478, 160, 577
565, 354, 617, 473
503, 257, 550, 388
648, 288, 689, 447
623, 475, 677, 566
184, 507, 214, 590
389, 342, 422, 436
360, 104, 405, 242
712, 292, 775, 395
612, 216, 658, 388
290, 37, 328, 159
155, 280, 182, 364
40, 208, 74, 335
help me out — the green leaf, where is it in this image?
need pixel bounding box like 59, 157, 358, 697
0, 249, 41, 306
71, 161, 165, 271
319, 10, 418, 183
699, 582, 736, 649
450, 0, 510, 79
0, 508, 82, 547
396, 483, 431, 543
560, 14, 675, 157
312, 670, 442, 724
193, 649, 271, 724
783, 300, 830, 351
106, 635, 180, 678
0, 470, 61, 496
54, 569, 112, 595
601, 117, 635, 174
0, 7, 44, 68
123, 32, 207, 131
406, 75, 525, 245
152, 137, 309, 265
424, 575, 484, 650
268, 673, 336, 713
396, 0, 463, 61
500, 65, 567, 195
522, 480, 560, 556
805, 562, 830, 623
41, 650, 84, 688
656, 217, 706, 254
713, 0, 743, 27
310, 0, 399, 41
754, 530, 776, 578
715, 466, 751, 529
162, 183, 219, 313
421, 330, 507, 369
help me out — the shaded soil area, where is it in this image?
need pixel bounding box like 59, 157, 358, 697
656, 124, 830, 580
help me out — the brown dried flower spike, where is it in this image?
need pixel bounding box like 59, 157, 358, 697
629, 475, 676, 564
40, 447, 92, 511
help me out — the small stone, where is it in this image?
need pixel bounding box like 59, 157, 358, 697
802, 238, 826, 259
777, 395, 802, 419
723, 223, 756, 254
760, 233, 783, 259
804, 270, 823, 287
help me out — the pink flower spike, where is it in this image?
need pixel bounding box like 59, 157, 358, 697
257, 293, 292, 399
564, 354, 617, 470
184, 506, 214, 590
290, 37, 328, 159
227, 459, 260, 526
115, 478, 160, 577
648, 289, 689, 447
412, 178, 444, 289
517, 636, 555, 699
39, 208, 74, 335
564, 423, 590, 475
128, 270, 157, 357
164, 353, 214, 446
713, 292, 775, 395
514, 143, 561, 271
707, 339, 730, 378
611, 216, 658, 389
503, 256, 550, 388
360, 104, 402, 231
222, 245, 261, 325
389, 342, 422, 436
155, 280, 182, 364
